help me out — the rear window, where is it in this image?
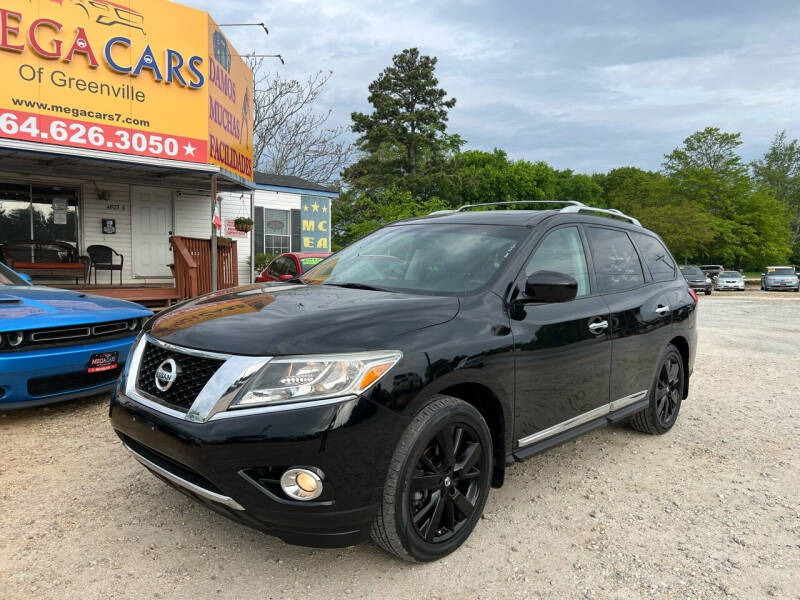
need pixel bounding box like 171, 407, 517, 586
631, 233, 675, 282
587, 227, 645, 293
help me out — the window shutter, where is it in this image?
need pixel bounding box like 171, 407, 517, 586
254, 206, 264, 255
291, 209, 301, 251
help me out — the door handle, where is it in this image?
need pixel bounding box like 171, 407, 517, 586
655, 305, 670, 314
588, 320, 608, 333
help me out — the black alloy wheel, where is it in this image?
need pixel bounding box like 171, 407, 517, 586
655, 354, 682, 426
371, 395, 493, 562
409, 422, 483, 544
630, 344, 685, 435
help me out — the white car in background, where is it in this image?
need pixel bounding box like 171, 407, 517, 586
715, 271, 746, 291
761, 266, 800, 292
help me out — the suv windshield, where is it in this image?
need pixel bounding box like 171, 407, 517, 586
302, 223, 527, 295
766, 267, 794, 276
0, 263, 27, 286
720, 271, 741, 278
680, 266, 703, 276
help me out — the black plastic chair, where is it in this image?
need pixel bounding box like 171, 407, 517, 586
86, 245, 124, 285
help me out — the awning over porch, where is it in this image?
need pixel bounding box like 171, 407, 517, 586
0, 140, 254, 193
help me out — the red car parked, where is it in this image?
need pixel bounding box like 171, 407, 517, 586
255, 252, 331, 282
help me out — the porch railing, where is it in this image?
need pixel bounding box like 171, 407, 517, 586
169, 236, 238, 299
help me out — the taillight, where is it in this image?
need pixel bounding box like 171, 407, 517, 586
688, 288, 698, 303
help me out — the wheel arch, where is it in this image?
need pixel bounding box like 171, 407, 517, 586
436, 382, 506, 488
668, 335, 691, 398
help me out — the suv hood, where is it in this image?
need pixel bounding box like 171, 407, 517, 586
149, 283, 460, 356
0, 285, 151, 330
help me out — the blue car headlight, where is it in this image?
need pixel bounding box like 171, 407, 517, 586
0, 331, 25, 348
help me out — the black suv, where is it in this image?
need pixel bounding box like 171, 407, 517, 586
110, 201, 697, 562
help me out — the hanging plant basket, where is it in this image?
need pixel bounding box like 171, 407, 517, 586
234, 217, 254, 233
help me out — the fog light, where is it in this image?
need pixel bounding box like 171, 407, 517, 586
280, 468, 323, 501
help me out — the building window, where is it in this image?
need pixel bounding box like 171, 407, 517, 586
254, 206, 297, 256
0, 183, 80, 248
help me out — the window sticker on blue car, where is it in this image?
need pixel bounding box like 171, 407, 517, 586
88, 352, 118, 374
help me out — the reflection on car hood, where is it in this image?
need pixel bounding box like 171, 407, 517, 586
0, 285, 152, 330
149, 283, 461, 355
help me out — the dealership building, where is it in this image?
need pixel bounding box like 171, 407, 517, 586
0, 0, 332, 306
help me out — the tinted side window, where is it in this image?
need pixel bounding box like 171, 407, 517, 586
268, 258, 283, 277
525, 226, 590, 297
284, 257, 299, 276
632, 233, 675, 282
587, 227, 644, 293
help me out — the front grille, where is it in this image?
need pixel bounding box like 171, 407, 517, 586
2, 319, 140, 353
136, 342, 225, 411
28, 366, 123, 397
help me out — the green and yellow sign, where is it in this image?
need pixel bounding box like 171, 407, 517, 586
300, 195, 330, 251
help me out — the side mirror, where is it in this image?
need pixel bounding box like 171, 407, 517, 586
279, 274, 294, 281
523, 270, 578, 303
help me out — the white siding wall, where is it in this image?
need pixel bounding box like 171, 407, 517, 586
82, 180, 135, 283
254, 189, 302, 211
173, 191, 210, 238
219, 192, 252, 284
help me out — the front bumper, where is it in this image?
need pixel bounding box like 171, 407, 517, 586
763, 282, 799, 291
687, 283, 711, 292
0, 336, 136, 409
715, 282, 745, 290
110, 389, 406, 548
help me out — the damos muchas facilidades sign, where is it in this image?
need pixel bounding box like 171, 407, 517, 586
0, 0, 253, 182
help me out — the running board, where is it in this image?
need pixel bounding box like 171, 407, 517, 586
512, 392, 648, 462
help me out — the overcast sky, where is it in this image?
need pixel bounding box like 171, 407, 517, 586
191, 0, 799, 174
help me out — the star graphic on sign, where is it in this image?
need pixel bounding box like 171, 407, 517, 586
322, 205, 327, 213
303, 204, 309, 212
183, 142, 196, 157
311, 201, 319, 212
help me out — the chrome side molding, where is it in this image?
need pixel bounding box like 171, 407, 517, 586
123, 442, 245, 511
518, 390, 648, 448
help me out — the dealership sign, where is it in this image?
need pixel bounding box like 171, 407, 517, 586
300, 195, 330, 250
0, 0, 253, 182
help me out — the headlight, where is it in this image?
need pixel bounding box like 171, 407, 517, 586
231, 350, 402, 409
705, 278, 712, 284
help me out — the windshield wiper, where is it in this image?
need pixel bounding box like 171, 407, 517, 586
322, 282, 388, 291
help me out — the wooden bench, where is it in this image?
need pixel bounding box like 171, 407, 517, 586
1, 240, 89, 284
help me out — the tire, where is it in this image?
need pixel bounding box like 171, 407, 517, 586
370, 395, 493, 562
704, 289, 711, 295
630, 344, 685, 435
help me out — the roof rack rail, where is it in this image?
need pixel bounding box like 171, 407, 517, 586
428, 200, 641, 226
456, 200, 585, 212
558, 205, 641, 226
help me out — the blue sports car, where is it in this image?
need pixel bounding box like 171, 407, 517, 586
0, 262, 152, 410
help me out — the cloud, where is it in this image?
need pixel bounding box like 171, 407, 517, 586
193, 0, 800, 172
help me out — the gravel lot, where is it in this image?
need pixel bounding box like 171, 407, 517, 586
2, 295, 799, 600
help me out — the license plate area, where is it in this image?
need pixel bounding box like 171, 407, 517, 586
88, 351, 118, 373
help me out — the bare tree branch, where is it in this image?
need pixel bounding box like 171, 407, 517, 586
245, 57, 354, 185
